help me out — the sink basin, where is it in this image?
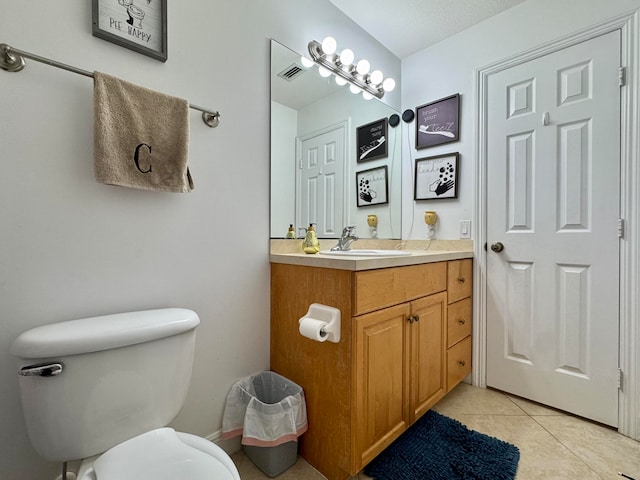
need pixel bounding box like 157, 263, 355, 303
319, 249, 412, 257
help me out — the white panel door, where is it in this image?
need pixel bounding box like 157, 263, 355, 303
297, 125, 345, 237
486, 31, 621, 427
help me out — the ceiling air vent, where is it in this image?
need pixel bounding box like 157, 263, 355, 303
277, 63, 306, 82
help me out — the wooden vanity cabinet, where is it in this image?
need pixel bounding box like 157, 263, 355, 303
270, 259, 471, 480
354, 291, 447, 468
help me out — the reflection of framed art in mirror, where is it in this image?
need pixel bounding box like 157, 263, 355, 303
357, 166, 389, 207
357, 118, 388, 162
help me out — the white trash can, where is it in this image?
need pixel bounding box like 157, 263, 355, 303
222, 371, 308, 477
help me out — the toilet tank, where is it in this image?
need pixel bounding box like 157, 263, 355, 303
10, 308, 200, 462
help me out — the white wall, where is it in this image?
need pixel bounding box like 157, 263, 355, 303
401, 0, 640, 240
0, 2, 399, 479
270, 101, 298, 236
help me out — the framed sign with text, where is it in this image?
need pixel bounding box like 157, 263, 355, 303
415, 94, 460, 149
92, 0, 167, 62
356, 118, 388, 163
414, 153, 459, 200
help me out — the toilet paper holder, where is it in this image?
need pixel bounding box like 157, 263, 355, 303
298, 303, 341, 343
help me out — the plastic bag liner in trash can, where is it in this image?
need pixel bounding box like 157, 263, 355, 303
222, 371, 307, 477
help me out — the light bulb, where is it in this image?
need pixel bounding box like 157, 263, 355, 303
382, 78, 396, 92
321, 36, 337, 55
339, 48, 354, 65
356, 59, 370, 75
369, 70, 383, 85
362, 91, 373, 100
300, 56, 314, 68
335, 76, 347, 86
318, 66, 332, 78
349, 84, 361, 94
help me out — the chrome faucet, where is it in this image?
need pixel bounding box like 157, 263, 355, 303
331, 226, 359, 251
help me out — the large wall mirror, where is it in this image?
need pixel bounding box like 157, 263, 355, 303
270, 39, 402, 239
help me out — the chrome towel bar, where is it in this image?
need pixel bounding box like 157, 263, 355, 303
0, 43, 220, 128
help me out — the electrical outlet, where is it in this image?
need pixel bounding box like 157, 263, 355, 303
459, 220, 471, 239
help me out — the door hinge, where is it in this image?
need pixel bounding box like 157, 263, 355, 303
618, 218, 624, 238
617, 368, 623, 389
619, 66, 626, 86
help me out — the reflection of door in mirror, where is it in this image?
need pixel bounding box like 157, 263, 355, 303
270, 39, 402, 239
297, 123, 346, 237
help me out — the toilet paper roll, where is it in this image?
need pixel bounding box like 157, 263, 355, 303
299, 317, 329, 342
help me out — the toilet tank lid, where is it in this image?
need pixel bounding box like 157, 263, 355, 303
10, 308, 200, 359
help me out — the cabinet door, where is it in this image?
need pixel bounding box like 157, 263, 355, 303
354, 303, 410, 470
409, 292, 447, 422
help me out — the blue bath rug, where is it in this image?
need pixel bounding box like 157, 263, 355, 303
363, 410, 520, 480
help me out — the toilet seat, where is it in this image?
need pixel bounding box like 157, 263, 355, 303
78, 428, 239, 480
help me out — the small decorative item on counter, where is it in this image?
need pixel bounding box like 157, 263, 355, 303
302, 223, 320, 254
367, 214, 378, 238
286, 224, 296, 239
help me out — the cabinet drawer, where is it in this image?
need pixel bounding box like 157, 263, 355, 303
353, 263, 446, 316
447, 259, 472, 304
447, 298, 472, 348
447, 336, 471, 391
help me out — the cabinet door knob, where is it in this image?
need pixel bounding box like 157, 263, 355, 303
458, 360, 466, 367
408, 315, 420, 323
457, 277, 466, 283
458, 319, 466, 325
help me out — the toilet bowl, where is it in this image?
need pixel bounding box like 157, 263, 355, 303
77, 429, 239, 480
11, 309, 240, 480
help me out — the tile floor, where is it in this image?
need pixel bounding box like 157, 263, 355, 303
232, 383, 640, 480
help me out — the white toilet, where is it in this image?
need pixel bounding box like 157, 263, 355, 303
10, 308, 241, 480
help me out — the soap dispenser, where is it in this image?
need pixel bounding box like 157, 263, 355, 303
302, 223, 320, 254
286, 224, 296, 239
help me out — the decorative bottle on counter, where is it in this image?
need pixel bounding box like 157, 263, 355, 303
302, 223, 320, 254
286, 224, 296, 239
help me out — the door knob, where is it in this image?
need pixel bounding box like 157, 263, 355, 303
490, 242, 504, 253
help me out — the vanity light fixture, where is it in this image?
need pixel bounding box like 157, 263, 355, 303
306, 36, 395, 99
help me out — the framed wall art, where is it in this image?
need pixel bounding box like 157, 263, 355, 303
415, 94, 460, 149
356, 118, 388, 162
356, 166, 389, 207
92, 0, 168, 62
414, 153, 459, 200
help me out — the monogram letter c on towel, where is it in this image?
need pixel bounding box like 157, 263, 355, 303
94, 72, 193, 192
133, 143, 152, 174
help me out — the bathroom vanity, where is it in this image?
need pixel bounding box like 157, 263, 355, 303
270, 248, 473, 480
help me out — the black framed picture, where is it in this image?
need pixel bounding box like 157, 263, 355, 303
415, 94, 460, 149
356, 118, 388, 162
357, 166, 389, 207
414, 153, 459, 200
92, 0, 168, 62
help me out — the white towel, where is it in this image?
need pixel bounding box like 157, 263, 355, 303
93, 72, 193, 192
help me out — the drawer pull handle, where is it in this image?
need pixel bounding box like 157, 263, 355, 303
458, 319, 466, 325
457, 277, 466, 283
458, 360, 466, 367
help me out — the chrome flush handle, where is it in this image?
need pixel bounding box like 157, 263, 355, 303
18, 362, 63, 377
